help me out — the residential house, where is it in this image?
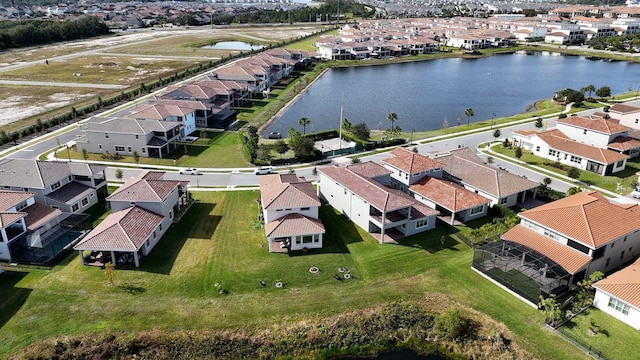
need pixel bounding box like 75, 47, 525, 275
74, 171, 189, 267
259, 174, 325, 253
473, 191, 640, 303
210, 63, 270, 94
429, 147, 539, 207
318, 162, 439, 243
0, 191, 92, 265
593, 258, 640, 330
128, 101, 198, 135
556, 116, 640, 158
76, 116, 182, 158
159, 82, 237, 128
381, 147, 443, 191
0, 159, 107, 213
510, 128, 628, 175
610, 103, 640, 129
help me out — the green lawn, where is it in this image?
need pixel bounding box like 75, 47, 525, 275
491, 144, 640, 194
558, 307, 640, 360
61, 131, 251, 168
0, 191, 607, 359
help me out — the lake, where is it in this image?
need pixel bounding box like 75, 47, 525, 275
264, 52, 640, 136
203, 41, 264, 51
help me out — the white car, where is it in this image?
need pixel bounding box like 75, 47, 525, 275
179, 168, 201, 175
254, 166, 274, 175
632, 186, 640, 199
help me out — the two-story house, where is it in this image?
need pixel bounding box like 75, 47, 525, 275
76, 116, 182, 158
74, 171, 189, 267
159, 82, 236, 129
0, 159, 107, 213
259, 174, 325, 253
318, 162, 439, 243
127, 101, 198, 136
556, 116, 640, 158
610, 103, 640, 130
473, 191, 640, 304
381, 147, 443, 191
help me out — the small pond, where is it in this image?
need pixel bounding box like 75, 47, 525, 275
203, 41, 264, 51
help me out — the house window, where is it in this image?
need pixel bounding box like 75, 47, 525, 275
302, 235, 313, 243
616, 160, 624, 167
99, 144, 102, 150
72, 203, 79, 212
500, 198, 508, 205
159, 224, 163, 231
621, 251, 625, 259
115, 146, 125, 152
90, 193, 94, 197
544, 229, 560, 240
548, 149, 557, 157
606, 258, 610, 267
177, 116, 183, 121
170, 210, 173, 219
81, 197, 89, 206
636, 119, 639, 124
470, 205, 484, 215
301, 207, 310, 211
416, 218, 429, 228
608, 298, 630, 315
128, 146, 132, 152
15, 200, 28, 211
593, 247, 605, 259
535, 146, 540, 152
142, 148, 146, 153
68, 175, 72, 181
153, 231, 156, 239
105, 133, 109, 138
135, 135, 139, 139
313, 234, 320, 243
130, 202, 136, 206
51, 181, 61, 191
146, 240, 150, 247
611, 242, 615, 248
583, 129, 587, 135
570, 156, 582, 163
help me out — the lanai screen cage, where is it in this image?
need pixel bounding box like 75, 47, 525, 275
472, 240, 572, 304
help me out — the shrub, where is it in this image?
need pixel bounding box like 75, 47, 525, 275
433, 307, 470, 340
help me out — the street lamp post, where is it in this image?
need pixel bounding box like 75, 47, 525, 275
491, 112, 496, 129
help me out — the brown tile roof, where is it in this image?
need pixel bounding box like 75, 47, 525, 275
594, 258, 640, 309
609, 103, 640, 115
410, 177, 490, 212
0, 191, 34, 211
382, 147, 442, 174
0, 212, 26, 228
433, 147, 538, 198
558, 116, 631, 135
346, 161, 392, 179
319, 165, 415, 211
520, 191, 640, 248
259, 174, 320, 210
607, 136, 640, 151
265, 213, 325, 238
74, 206, 164, 252
24, 202, 62, 231
502, 224, 591, 274
108, 171, 178, 202
536, 129, 629, 164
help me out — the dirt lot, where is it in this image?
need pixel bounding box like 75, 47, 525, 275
0, 24, 323, 130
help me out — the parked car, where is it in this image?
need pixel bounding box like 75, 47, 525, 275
254, 166, 274, 175
179, 168, 201, 175
632, 186, 640, 199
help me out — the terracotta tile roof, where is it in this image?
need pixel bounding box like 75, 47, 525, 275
520, 191, 640, 248
24, 202, 62, 231
0, 191, 34, 211
502, 224, 591, 274
594, 258, 640, 309
607, 136, 640, 151
259, 174, 320, 210
609, 103, 640, 114
512, 129, 539, 136
0, 212, 26, 228
410, 177, 490, 212
265, 213, 325, 238
108, 172, 178, 202
74, 206, 164, 252
432, 147, 538, 198
319, 165, 415, 211
382, 147, 443, 174
346, 161, 392, 179
536, 129, 629, 164
558, 116, 631, 135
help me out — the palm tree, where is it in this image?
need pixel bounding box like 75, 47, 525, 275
387, 112, 398, 138
464, 108, 474, 126
583, 84, 596, 99
299, 117, 310, 134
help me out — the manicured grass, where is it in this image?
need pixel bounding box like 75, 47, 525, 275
0, 191, 600, 359
558, 307, 640, 360
63, 131, 250, 168
491, 144, 640, 194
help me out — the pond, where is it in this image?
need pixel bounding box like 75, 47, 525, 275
264, 52, 640, 136
203, 41, 264, 51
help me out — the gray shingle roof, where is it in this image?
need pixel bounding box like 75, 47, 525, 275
0, 159, 76, 188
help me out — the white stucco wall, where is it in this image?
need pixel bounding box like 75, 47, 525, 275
318, 173, 371, 232
557, 123, 616, 148
264, 207, 319, 224
593, 290, 640, 330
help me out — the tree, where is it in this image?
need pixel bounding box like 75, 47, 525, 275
341, 118, 352, 131
596, 86, 611, 98
387, 112, 398, 138
132, 151, 140, 167
535, 117, 543, 128
104, 262, 115, 286
514, 146, 523, 159
538, 295, 562, 326
274, 140, 289, 158
443, 117, 449, 131
290, 136, 315, 159
299, 117, 310, 134
567, 166, 580, 180
558, 113, 567, 119
351, 122, 370, 140
256, 144, 273, 164
464, 108, 474, 125
486, 156, 493, 164
115, 168, 123, 181
493, 129, 501, 139
82, 148, 88, 161
567, 186, 581, 196
581, 84, 596, 98
543, 177, 552, 186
